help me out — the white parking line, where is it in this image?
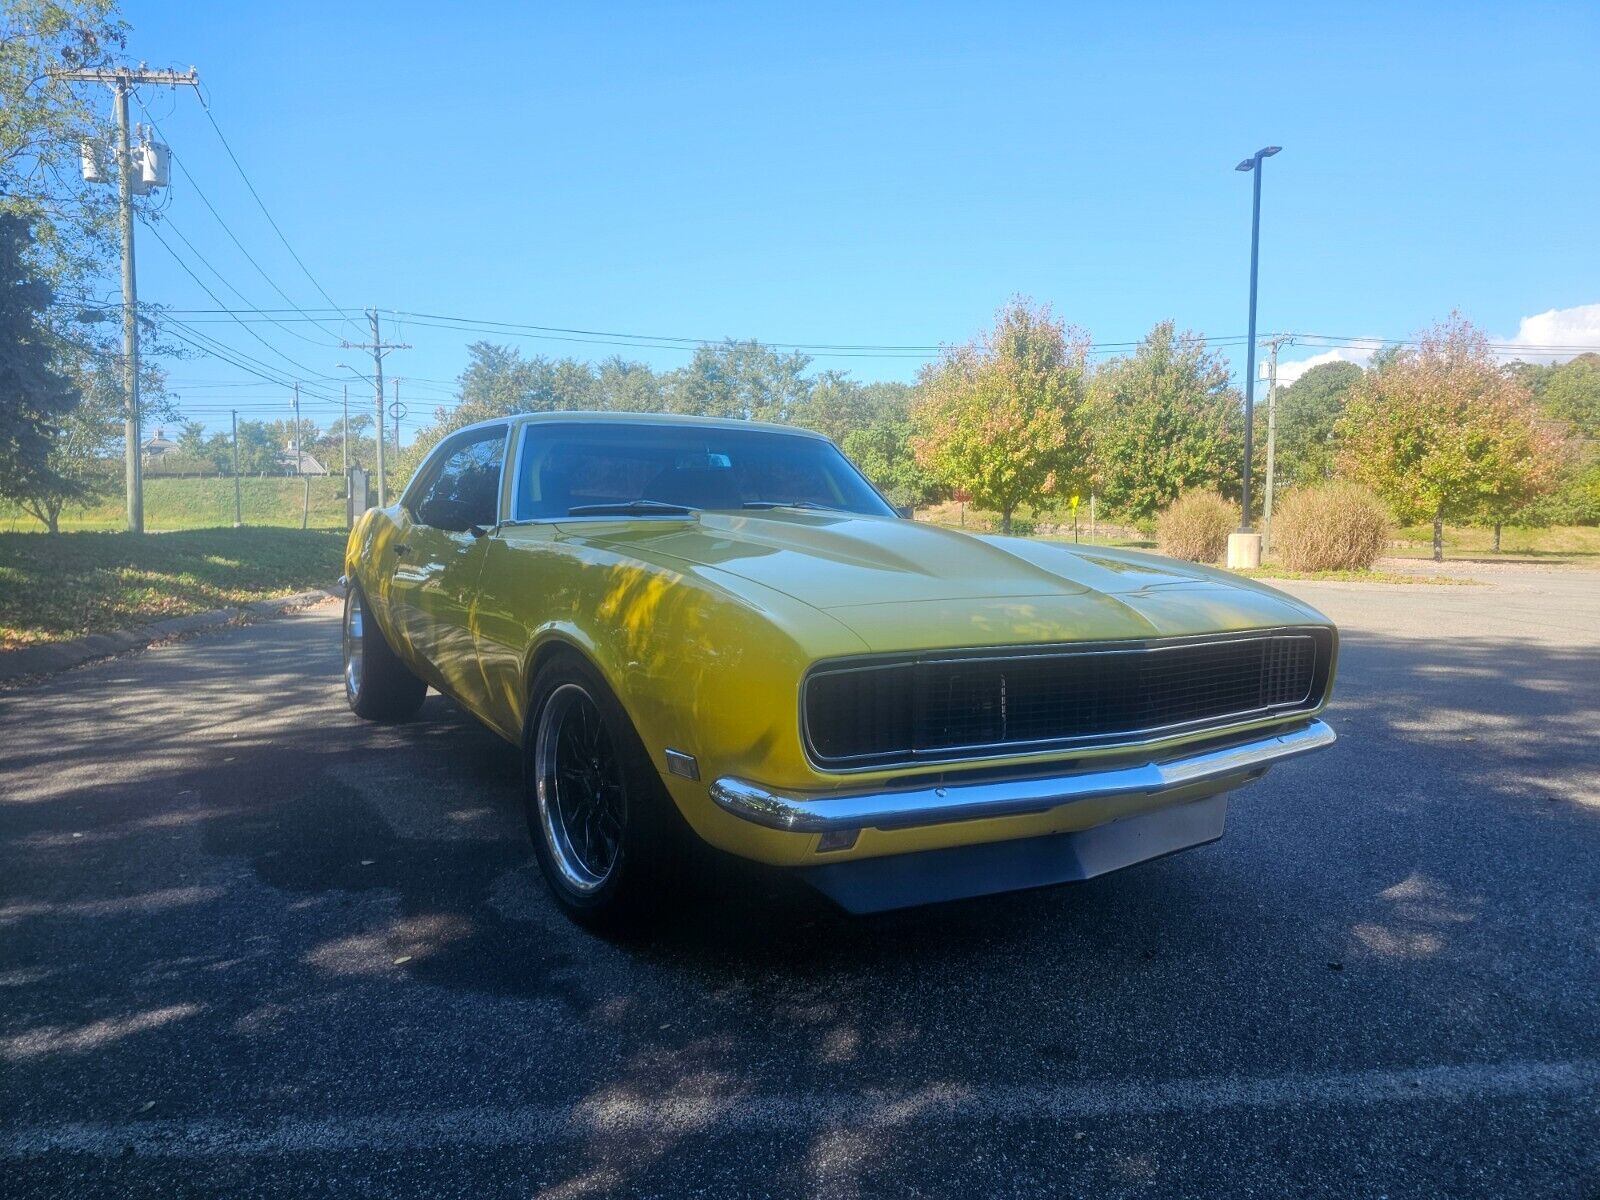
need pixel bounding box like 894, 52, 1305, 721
5, 1058, 1597, 1158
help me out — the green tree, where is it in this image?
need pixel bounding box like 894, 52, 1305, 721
201, 431, 233, 476
1336, 314, 1560, 560
665, 340, 812, 422
0, 0, 126, 291
176, 419, 206, 457
1269, 359, 1362, 486
787, 371, 865, 442
791, 376, 915, 444
1536, 352, 1600, 440
233, 420, 280, 476
910, 298, 1091, 534
843, 416, 939, 511
595, 355, 664, 413
15, 341, 175, 530
313, 412, 375, 474
1088, 321, 1245, 526
1480, 355, 1597, 533
0, 211, 82, 519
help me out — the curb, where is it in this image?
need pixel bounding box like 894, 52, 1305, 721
0, 587, 342, 685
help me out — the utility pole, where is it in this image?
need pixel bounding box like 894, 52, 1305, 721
1261, 334, 1291, 554
391, 378, 404, 454
231, 409, 242, 527
290, 381, 302, 475
341, 384, 350, 478
342, 309, 409, 506
48, 65, 199, 533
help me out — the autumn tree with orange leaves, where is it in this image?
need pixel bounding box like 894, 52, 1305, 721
1336, 314, 1560, 561
910, 298, 1091, 534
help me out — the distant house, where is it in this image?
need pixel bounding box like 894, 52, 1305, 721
141, 428, 179, 458
277, 449, 329, 476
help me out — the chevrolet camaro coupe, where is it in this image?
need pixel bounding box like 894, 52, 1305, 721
342, 412, 1337, 928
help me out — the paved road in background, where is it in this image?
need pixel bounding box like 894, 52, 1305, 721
3, 566, 1597, 1198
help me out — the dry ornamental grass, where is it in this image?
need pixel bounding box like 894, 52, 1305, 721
1272, 482, 1391, 572
1156, 491, 1235, 563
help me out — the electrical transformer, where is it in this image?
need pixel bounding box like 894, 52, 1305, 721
136, 138, 171, 189
80, 140, 106, 183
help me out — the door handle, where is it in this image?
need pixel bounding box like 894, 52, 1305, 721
394, 542, 411, 556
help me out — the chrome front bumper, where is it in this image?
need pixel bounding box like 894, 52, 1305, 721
710, 719, 1335, 833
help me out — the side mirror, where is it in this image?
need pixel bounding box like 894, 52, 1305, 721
416, 496, 472, 532
468, 523, 490, 539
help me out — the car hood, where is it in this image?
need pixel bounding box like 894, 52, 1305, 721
574, 511, 1330, 654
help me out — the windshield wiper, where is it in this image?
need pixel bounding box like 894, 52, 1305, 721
741, 500, 842, 512
566, 500, 695, 517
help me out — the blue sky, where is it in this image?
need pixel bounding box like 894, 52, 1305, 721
110, 1, 1600, 439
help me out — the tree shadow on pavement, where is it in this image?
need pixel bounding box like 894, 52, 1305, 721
1, 616, 1596, 1197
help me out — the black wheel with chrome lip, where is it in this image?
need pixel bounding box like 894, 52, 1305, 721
343, 583, 427, 722
523, 650, 680, 931
535, 683, 626, 892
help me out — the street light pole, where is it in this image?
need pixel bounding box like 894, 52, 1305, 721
1229, 145, 1280, 568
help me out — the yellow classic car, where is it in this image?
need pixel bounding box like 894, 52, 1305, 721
342, 412, 1337, 928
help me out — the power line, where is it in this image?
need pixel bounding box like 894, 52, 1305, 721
157, 310, 340, 403
133, 92, 350, 345
151, 213, 342, 348
159, 318, 308, 391
140, 219, 342, 386
194, 83, 356, 340
127, 305, 1600, 359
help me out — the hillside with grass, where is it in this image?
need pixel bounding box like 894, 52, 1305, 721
0, 477, 353, 533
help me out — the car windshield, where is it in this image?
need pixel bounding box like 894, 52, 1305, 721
511, 421, 896, 521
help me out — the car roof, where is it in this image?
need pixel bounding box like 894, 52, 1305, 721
446, 410, 832, 441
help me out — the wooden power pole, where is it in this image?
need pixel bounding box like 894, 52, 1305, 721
47, 65, 199, 533
342, 310, 409, 506
1261, 334, 1292, 554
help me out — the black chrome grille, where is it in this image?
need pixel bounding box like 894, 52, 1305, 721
803, 630, 1332, 768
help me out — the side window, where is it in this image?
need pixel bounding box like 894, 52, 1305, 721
410, 429, 506, 532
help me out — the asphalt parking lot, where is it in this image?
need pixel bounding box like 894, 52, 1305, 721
2, 564, 1597, 1198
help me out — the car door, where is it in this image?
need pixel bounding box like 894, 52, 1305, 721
388, 425, 508, 715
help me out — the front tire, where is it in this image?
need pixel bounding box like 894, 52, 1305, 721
523, 651, 678, 932
343, 584, 427, 721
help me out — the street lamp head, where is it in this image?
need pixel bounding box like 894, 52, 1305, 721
1238, 146, 1283, 172
1260, 145, 1282, 158
1235, 159, 1256, 172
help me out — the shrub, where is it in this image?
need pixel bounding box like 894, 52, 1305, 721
1272, 481, 1391, 571
1156, 491, 1234, 563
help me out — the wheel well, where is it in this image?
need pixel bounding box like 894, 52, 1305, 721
525, 638, 589, 697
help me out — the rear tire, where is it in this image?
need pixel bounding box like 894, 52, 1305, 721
343, 584, 427, 721
523, 650, 680, 933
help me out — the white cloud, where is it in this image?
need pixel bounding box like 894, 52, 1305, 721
1499, 303, 1600, 364
1272, 346, 1372, 387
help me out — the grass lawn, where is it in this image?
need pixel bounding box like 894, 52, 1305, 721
0, 528, 345, 650
918, 497, 1598, 571
1389, 524, 1600, 561
0, 477, 352, 533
